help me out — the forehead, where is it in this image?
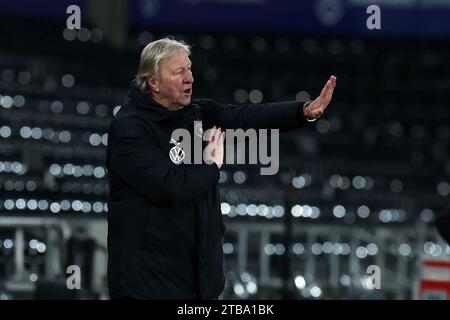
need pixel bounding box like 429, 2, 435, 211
161, 51, 191, 70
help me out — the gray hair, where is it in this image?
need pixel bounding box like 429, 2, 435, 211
136, 37, 191, 93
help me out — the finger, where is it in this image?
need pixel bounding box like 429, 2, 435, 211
313, 105, 324, 116
319, 89, 334, 107
329, 75, 337, 92
307, 99, 323, 112
219, 131, 226, 153
214, 127, 221, 146
208, 126, 217, 143
319, 79, 332, 98
320, 80, 334, 99
320, 75, 337, 100
325, 87, 335, 102
313, 109, 323, 119
307, 98, 326, 113
218, 131, 225, 146
330, 75, 336, 83
216, 132, 225, 158
328, 77, 336, 93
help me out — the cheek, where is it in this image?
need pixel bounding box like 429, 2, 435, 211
166, 81, 183, 95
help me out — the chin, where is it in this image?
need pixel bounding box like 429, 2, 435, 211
180, 97, 192, 106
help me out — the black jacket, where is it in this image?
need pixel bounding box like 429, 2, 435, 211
106, 80, 307, 299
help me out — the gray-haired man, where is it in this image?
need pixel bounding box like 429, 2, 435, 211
106, 37, 336, 299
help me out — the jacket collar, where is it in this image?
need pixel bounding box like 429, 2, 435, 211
125, 79, 192, 122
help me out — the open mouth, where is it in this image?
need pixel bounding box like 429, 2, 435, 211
183, 88, 192, 95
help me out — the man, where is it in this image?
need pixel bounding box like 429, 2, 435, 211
106, 37, 336, 299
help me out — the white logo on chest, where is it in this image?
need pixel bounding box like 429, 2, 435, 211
169, 138, 185, 164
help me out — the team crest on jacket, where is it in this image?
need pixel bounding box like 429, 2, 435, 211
169, 138, 185, 164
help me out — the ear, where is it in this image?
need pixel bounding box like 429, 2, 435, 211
147, 75, 160, 93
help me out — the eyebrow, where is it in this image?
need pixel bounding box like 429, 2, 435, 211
174, 64, 192, 72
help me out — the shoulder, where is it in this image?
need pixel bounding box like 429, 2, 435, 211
192, 98, 221, 108
109, 106, 154, 138
191, 98, 224, 115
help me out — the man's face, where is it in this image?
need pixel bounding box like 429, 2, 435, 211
150, 50, 194, 109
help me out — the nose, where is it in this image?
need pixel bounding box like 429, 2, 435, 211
185, 69, 194, 84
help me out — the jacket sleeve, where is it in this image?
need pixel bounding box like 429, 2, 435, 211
108, 116, 220, 204
200, 99, 308, 132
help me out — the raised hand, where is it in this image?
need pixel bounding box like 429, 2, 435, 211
304, 75, 337, 121
204, 126, 226, 169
